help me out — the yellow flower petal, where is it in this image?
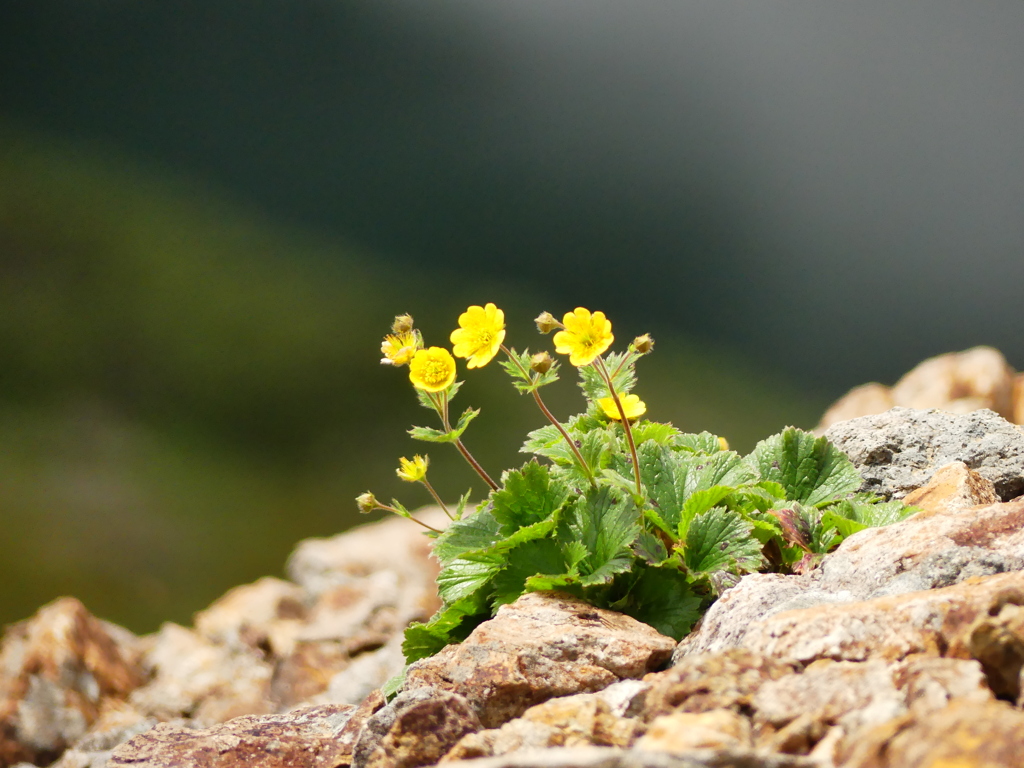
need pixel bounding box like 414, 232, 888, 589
381, 329, 423, 366
396, 454, 429, 482
450, 302, 506, 369
552, 307, 614, 366
409, 347, 457, 392
598, 393, 646, 421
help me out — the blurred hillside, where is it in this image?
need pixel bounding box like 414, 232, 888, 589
0, 125, 825, 632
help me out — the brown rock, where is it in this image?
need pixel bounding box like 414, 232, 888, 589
352, 687, 481, 768
740, 570, 1024, 664
817, 382, 894, 431
643, 649, 797, 720
893, 656, 992, 716
902, 460, 999, 516
193, 576, 307, 656
128, 622, 273, 725
0, 598, 143, 766
405, 592, 675, 729
890, 346, 1016, 420
841, 698, 1024, 768
678, 496, 1024, 658
753, 659, 903, 735
965, 599, 1024, 701
1014, 372, 1024, 425
635, 709, 751, 753
442, 693, 644, 762
107, 703, 354, 768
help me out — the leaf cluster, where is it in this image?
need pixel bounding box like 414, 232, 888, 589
403, 422, 916, 663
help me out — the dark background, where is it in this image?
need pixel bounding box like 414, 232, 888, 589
2, 1, 1023, 632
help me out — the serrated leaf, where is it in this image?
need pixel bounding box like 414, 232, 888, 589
611, 564, 702, 640
746, 428, 861, 506
402, 595, 487, 663
632, 421, 683, 447
408, 425, 454, 443
498, 348, 535, 384
820, 511, 868, 538
491, 538, 570, 607
491, 462, 570, 534
632, 529, 669, 565
679, 484, 737, 535
683, 506, 763, 574
561, 486, 639, 586
381, 668, 406, 701
454, 489, 473, 521
524, 571, 582, 592
436, 554, 502, 604
638, 441, 685, 530
415, 380, 463, 410
674, 431, 727, 454
521, 424, 577, 466
577, 350, 638, 401
431, 508, 501, 565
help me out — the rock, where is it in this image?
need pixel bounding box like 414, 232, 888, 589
964, 599, 1024, 701
435, 746, 818, 767
678, 490, 1024, 658
841, 698, 1024, 768
823, 407, 1024, 501
739, 570, 1024, 664
45, 705, 163, 768
816, 346, 1017, 431
352, 687, 481, 768
404, 592, 676, 728
893, 656, 992, 716
901, 460, 999, 515
635, 710, 751, 753
127, 622, 274, 725
442, 693, 644, 762
107, 703, 354, 768
643, 649, 797, 720
193, 577, 307, 656
817, 383, 894, 432
752, 659, 904, 737
0, 598, 143, 767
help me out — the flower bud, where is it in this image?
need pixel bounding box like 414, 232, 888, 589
534, 311, 559, 334
530, 351, 554, 374
391, 314, 415, 334
718, 436, 730, 451
632, 334, 654, 354
356, 491, 379, 514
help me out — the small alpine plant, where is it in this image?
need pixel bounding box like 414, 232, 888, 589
361, 305, 916, 673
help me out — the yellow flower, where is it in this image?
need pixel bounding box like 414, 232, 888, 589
409, 347, 457, 392
381, 329, 422, 366
598, 393, 646, 421
553, 307, 614, 366
397, 454, 429, 482
718, 436, 730, 451
450, 303, 506, 369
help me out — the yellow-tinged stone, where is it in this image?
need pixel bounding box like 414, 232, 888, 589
635, 709, 751, 752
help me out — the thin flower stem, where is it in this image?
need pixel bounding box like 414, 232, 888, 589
596, 357, 642, 496
429, 390, 499, 492
378, 504, 443, 534
421, 479, 454, 520
500, 344, 595, 486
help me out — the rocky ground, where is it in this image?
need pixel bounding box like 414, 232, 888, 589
5, 347, 1024, 768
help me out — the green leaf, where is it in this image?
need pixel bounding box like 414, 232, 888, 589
678, 485, 738, 534
491, 538, 570, 607
436, 554, 502, 604
561, 486, 639, 586
408, 408, 480, 444
612, 564, 702, 640
402, 596, 487, 663
638, 441, 685, 531
415, 380, 463, 410
431, 508, 502, 565
632, 421, 683, 447
499, 348, 561, 393
683, 506, 763, 574
454, 489, 474, 521
491, 462, 570, 535
381, 668, 406, 701
521, 424, 577, 466
674, 431, 727, 455
632, 529, 669, 565
746, 427, 861, 506
577, 350, 639, 401
820, 511, 868, 539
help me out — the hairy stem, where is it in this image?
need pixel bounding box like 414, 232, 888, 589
596, 357, 642, 495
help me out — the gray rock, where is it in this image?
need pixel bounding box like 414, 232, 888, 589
446, 746, 817, 768
824, 407, 1024, 501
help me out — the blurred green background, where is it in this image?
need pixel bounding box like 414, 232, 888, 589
3, 1, 1023, 633
0, 125, 822, 632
